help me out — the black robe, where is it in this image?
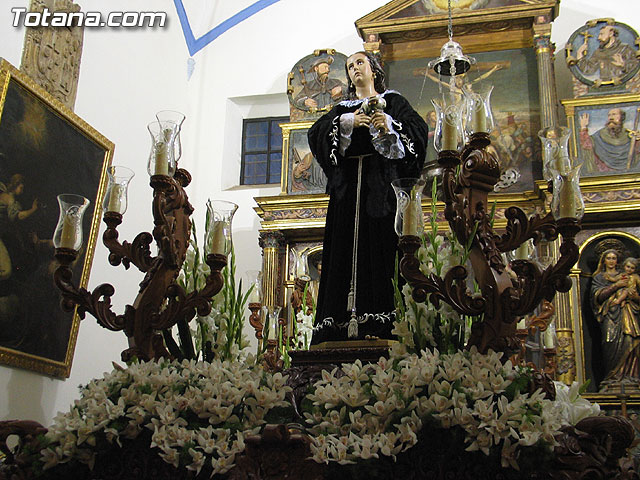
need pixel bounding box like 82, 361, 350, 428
308, 91, 428, 344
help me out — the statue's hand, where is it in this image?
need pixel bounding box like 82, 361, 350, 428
354, 110, 371, 128
371, 112, 389, 134
612, 53, 624, 67
577, 42, 588, 59
304, 98, 318, 108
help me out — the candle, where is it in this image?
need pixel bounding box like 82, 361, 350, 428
296, 257, 308, 280
107, 184, 122, 213
515, 241, 530, 260
248, 284, 261, 304
154, 141, 169, 175
557, 176, 577, 219
263, 308, 280, 341
472, 100, 487, 133
543, 325, 555, 348
266, 316, 278, 340
208, 220, 227, 255
402, 198, 417, 235
59, 213, 78, 249
442, 113, 458, 151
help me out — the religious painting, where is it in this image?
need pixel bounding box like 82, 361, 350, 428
565, 19, 640, 91
280, 121, 327, 196
287, 50, 348, 122
386, 47, 542, 193
563, 94, 640, 178
388, 0, 534, 19
575, 230, 640, 395
0, 59, 113, 377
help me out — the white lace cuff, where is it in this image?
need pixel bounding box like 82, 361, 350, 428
339, 113, 355, 155
371, 114, 405, 159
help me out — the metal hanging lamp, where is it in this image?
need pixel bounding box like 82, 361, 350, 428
427, 0, 475, 76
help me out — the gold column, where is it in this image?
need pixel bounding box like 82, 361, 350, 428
533, 21, 559, 128
259, 231, 285, 309
534, 18, 575, 383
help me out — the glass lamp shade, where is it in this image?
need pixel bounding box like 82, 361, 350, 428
292, 247, 311, 281
205, 200, 238, 256
538, 126, 571, 183
53, 194, 90, 250
463, 85, 495, 136
427, 39, 475, 77
391, 178, 425, 236
245, 270, 262, 304
147, 120, 179, 177
155, 111, 185, 163
262, 305, 282, 342
103, 165, 135, 214
549, 160, 584, 220
432, 97, 465, 153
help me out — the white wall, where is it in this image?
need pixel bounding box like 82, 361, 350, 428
0, 0, 638, 426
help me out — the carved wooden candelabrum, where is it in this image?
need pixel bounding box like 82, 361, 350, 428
399, 74, 583, 356
52, 115, 233, 362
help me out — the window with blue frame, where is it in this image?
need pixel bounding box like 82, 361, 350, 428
240, 117, 287, 185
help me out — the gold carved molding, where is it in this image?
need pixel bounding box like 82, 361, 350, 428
20, 0, 84, 110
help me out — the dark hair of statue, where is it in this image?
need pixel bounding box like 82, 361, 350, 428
345, 51, 387, 100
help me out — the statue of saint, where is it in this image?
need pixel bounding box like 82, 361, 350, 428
591, 248, 640, 390
307, 51, 428, 345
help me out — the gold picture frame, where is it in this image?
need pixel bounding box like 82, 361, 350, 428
0, 59, 113, 377
563, 93, 640, 182
279, 121, 327, 196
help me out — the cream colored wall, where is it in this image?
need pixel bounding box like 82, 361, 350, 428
0, 0, 637, 426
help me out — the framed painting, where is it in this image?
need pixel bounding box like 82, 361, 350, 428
563, 93, 640, 180
387, 47, 543, 193
573, 229, 640, 398
280, 121, 327, 196
565, 19, 640, 90
0, 59, 113, 377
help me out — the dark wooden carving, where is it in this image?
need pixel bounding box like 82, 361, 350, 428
228, 425, 324, 480
399, 133, 580, 356
248, 302, 263, 343
551, 416, 639, 480
53, 168, 227, 362
2, 415, 637, 480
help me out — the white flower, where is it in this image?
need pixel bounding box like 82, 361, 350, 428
186, 448, 205, 475
553, 381, 601, 425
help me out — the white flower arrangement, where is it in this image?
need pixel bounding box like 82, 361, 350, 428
303, 347, 573, 470
36, 348, 601, 475
41, 357, 291, 476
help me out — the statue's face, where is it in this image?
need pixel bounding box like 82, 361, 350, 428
605, 252, 618, 270
624, 262, 636, 274
346, 53, 373, 87
315, 62, 330, 78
